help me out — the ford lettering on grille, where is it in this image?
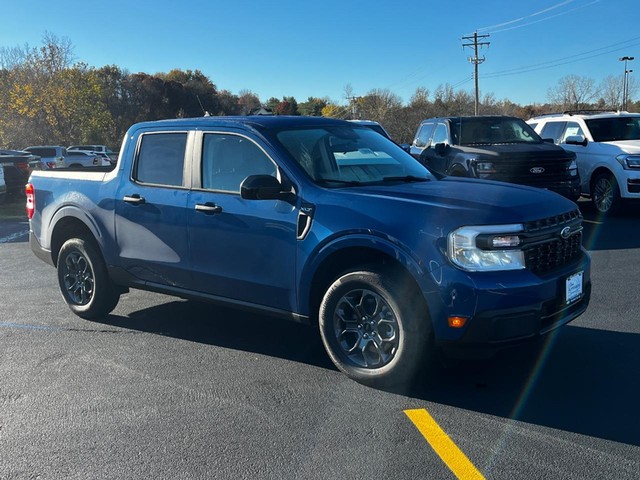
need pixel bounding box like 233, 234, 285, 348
530, 167, 545, 174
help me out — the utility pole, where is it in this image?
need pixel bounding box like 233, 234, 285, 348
346, 95, 361, 119
462, 32, 490, 116
619, 56, 634, 111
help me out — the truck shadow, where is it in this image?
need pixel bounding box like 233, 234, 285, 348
97, 301, 639, 448
410, 325, 640, 447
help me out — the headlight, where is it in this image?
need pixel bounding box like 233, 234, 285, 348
616, 154, 640, 169
447, 225, 526, 271
568, 159, 578, 176
475, 162, 496, 174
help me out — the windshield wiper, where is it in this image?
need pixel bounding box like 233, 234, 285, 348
316, 178, 364, 186
382, 175, 431, 183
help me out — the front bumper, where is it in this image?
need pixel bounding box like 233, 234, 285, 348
424, 251, 591, 356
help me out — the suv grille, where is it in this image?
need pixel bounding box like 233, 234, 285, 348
522, 210, 583, 274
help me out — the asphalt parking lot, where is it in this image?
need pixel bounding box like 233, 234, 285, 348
0, 196, 639, 479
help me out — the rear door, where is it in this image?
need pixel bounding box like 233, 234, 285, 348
186, 130, 299, 311
114, 131, 192, 287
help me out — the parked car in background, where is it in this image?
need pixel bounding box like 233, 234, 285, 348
65, 150, 110, 168
527, 111, 640, 215
410, 116, 581, 201
348, 120, 392, 139
349, 119, 411, 151
67, 144, 117, 162
23, 146, 67, 170
0, 149, 43, 196
93, 151, 117, 165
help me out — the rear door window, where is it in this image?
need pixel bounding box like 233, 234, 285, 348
134, 133, 187, 187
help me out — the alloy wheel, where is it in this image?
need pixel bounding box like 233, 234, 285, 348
62, 251, 94, 305
332, 288, 399, 368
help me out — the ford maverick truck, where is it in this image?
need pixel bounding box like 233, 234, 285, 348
27, 116, 591, 386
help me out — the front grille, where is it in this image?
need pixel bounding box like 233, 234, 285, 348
523, 210, 581, 233
522, 210, 583, 274
491, 157, 574, 187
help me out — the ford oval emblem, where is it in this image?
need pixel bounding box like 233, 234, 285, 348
530, 167, 545, 174
561, 226, 572, 239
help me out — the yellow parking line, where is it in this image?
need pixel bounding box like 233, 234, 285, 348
404, 408, 485, 480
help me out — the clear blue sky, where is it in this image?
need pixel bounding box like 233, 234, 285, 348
1, 0, 638, 106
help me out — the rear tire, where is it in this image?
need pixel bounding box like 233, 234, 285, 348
57, 237, 120, 319
318, 266, 431, 388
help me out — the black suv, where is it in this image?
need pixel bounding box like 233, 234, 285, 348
410, 116, 581, 200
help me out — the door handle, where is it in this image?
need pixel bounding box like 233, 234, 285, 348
195, 202, 223, 214
123, 194, 146, 205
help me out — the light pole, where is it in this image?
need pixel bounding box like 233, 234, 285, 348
619, 56, 634, 111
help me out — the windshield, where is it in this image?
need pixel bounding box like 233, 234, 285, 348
453, 117, 542, 145
276, 126, 433, 186
585, 116, 640, 142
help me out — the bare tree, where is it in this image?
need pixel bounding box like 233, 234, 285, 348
547, 75, 596, 111
0, 43, 30, 70
597, 75, 624, 110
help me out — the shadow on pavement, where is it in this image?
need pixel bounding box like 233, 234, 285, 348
578, 199, 640, 251
95, 299, 639, 448
101, 299, 335, 371
409, 324, 640, 447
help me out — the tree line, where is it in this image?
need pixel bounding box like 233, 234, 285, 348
0, 34, 637, 148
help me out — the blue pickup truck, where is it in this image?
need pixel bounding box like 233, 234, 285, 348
27, 116, 591, 386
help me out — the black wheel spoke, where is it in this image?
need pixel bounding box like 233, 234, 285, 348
332, 288, 400, 369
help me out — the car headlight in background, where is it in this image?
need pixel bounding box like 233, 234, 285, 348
474, 161, 496, 175
568, 159, 578, 176
447, 224, 525, 271
616, 154, 640, 169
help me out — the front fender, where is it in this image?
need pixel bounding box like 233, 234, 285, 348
297, 231, 439, 317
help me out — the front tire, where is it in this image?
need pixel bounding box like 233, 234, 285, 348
319, 267, 431, 387
57, 237, 120, 319
591, 172, 621, 215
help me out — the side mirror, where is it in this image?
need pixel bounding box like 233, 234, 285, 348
565, 135, 588, 147
240, 175, 286, 200
434, 142, 448, 156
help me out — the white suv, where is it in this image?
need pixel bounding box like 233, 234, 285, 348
528, 111, 640, 214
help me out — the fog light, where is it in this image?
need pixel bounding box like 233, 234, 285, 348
448, 316, 468, 328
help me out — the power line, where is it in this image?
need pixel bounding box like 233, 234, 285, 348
483, 36, 640, 79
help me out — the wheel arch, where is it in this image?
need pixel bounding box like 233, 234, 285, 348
302, 239, 432, 326
49, 212, 101, 267
589, 166, 617, 194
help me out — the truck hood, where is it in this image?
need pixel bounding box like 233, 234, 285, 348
334, 177, 577, 225
455, 142, 571, 160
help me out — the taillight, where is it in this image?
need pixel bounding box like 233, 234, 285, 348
16, 162, 30, 172
25, 183, 35, 219
46, 162, 56, 169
